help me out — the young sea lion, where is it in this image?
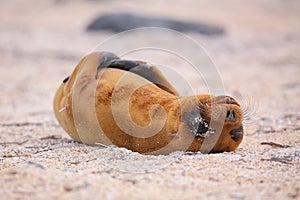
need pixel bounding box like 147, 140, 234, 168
53, 51, 244, 154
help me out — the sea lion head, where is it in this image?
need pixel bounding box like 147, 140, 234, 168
181, 95, 244, 153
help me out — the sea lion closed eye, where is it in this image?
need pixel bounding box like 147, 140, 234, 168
53, 51, 244, 154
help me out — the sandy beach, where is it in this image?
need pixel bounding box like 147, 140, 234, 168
0, 0, 299, 199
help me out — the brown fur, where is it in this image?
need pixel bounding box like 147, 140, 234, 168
53, 52, 244, 154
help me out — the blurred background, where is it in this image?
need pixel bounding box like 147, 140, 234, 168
0, 0, 299, 131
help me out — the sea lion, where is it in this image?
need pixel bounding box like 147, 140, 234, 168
53, 51, 244, 154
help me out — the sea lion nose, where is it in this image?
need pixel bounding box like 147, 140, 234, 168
226, 109, 235, 121
230, 125, 243, 142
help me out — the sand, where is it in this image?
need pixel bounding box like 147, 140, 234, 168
0, 0, 299, 199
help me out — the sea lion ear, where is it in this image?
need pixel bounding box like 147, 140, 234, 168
107, 59, 180, 96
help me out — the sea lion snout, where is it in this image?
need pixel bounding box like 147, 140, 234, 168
230, 125, 244, 142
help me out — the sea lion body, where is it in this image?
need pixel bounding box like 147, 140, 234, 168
53, 52, 244, 154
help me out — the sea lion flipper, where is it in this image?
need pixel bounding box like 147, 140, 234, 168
62, 52, 179, 96
107, 59, 179, 96
61, 51, 119, 84
149, 65, 180, 96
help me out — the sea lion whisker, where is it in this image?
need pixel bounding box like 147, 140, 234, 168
58, 106, 66, 113
234, 94, 259, 127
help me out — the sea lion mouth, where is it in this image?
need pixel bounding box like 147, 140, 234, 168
230, 125, 244, 142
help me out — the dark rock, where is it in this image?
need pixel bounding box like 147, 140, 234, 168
86, 13, 224, 35
26, 161, 46, 169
